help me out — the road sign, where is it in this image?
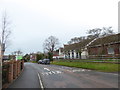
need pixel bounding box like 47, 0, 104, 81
16, 55, 23, 60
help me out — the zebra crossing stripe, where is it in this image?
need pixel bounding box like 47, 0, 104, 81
51, 71, 56, 74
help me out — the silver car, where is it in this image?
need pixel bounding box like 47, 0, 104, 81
42, 59, 50, 64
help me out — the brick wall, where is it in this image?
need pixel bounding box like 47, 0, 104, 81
2, 60, 24, 88
88, 43, 120, 59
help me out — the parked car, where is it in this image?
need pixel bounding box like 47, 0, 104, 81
42, 59, 50, 65
38, 59, 50, 65
38, 60, 43, 64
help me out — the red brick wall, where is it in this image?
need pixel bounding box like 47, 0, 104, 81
13, 61, 17, 79
2, 60, 24, 86
8, 61, 13, 83
88, 43, 120, 59
114, 44, 120, 54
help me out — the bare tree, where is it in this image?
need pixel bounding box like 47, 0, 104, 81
67, 36, 86, 44
15, 50, 23, 55
43, 36, 59, 53
87, 27, 114, 39
0, 12, 11, 62
43, 36, 59, 61
12, 50, 23, 56
67, 27, 114, 45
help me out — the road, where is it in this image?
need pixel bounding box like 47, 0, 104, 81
8, 62, 118, 88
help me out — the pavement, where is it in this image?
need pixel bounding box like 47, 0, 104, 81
6, 62, 119, 89
8, 63, 40, 88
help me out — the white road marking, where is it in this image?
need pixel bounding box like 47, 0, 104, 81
48, 72, 52, 75
37, 72, 44, 90
59, 67, 91, 73
67, 69, 91, 72
67, 70, 72, 72
72, 70, 81, 72
41, 73, 45, 75
41, 71, 62, 76
87, 70, 91, 71
45, 72, 49, 75
42, 72, 49, 75
56, 71, 62, 74
82, 69, 85, 71
44, 68, 50, 71
113, 74, 118, 75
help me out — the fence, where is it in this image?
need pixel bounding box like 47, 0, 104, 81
2, 60, 24, 88
88, 54, 120, 59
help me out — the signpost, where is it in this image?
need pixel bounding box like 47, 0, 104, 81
16, 55, 23, 60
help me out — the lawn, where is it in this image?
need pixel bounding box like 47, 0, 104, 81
51, 61, 119, 72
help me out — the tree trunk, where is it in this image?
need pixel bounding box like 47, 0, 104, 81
0, 46, 3, 66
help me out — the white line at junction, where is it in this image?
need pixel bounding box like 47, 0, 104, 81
38, 72, 44, 90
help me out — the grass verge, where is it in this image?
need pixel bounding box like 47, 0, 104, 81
55, 59, 120, 62
51, 61, 119, 72
31, 61, 37, 63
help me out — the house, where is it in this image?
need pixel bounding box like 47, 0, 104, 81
87, 33, 120, 59
3, 55, 10, 60
53, 48, 64, 59
30, 53, 37, 61
63, 38, 93, 59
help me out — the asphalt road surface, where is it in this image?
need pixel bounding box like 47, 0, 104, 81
8, 62, 119, 88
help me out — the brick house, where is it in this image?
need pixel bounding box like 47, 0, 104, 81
87, 33, 120, 59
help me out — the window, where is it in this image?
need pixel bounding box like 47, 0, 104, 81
108, 47, 114, 54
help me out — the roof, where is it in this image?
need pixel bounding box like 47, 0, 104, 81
64, 38, 93, 51
88, 33, 120, 47
63, 33, 120, 51
59, 47, 64, 49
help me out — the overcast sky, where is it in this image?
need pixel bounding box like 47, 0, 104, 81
0, 0, 119, 55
